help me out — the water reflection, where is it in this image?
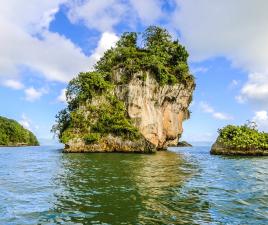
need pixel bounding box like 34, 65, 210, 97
134, 151, 212, 224
39, 151, 211, 224
2, 146, 268, 224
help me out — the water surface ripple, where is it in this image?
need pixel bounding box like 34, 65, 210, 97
0, 146, 267, 224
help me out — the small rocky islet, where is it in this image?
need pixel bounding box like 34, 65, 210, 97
211, 122, 268, 156
52, 26, 195, 153
177, 141, 192, 147
0, 116, 39, 147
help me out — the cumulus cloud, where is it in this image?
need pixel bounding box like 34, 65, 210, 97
90, 32, 119, 63
67, 0, 127, 32
253, 110, 268, 132
200, 101, 233, 120
0, 0, 66, 33
67, 0, 166, 32
24, 87, 47, 102
236, 72, 268, 105
172, 0, 268, 106
129, 0, 164, 24
172, 0, 268, 66
2, 79, 24, 90
0, 19, 90, 83
0, 0, 92, 83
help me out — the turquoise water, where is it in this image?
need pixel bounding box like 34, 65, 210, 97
0, 146, 268, 224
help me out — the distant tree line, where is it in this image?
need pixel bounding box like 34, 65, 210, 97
0, 116, 39, 146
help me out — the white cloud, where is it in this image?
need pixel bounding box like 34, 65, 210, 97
19, 114, 31, 130
24, 87, 46, 102
2, 79, 24, 90
0, 19, 90, 82
253, 110, 268, 132
129, 0, 163, 24
90, 32, 119, 63
172, 0, 268, 67
67, 0, 165, 32
0, 1, 90, 83
213, 112, 231, 121
67, 0, 126, 32
172, 0, 268, 106
200, 102, 214, 113
200, 101, 233, 120
0, 1, 121, 85
0, 0, 66, 33
57, 88, 67, 103
236, 72, 268, 105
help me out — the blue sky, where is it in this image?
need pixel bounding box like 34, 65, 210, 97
1, 0, 268, 144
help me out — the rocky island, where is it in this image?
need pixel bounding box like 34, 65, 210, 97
0, 116, 39, 147
52, 26, 195, 153
211, 122, 268, 156
177, 141, 192, 147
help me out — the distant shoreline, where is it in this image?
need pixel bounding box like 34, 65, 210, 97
0, 144, 39, 147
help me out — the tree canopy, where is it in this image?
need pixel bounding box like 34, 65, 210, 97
0, 116, 39, 146
217, 121, 268, 150
95, 26, 193, 85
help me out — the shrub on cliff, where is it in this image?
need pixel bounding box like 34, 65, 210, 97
0, 116, 39, 146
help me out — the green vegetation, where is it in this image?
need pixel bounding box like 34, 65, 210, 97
217, 121, 268, 150
96, 26, 194, 85
52, 26, 194, 144
53, 93, 141, 144
0, 116, 39, 146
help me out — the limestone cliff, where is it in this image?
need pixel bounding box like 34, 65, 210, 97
61, 69, 194, 153
52, 26, 195, 153
114, 70, 194, 149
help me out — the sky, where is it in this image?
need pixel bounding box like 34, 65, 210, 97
1, 0, 268, 144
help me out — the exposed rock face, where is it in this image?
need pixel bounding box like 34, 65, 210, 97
64, 70, 194, 153
114, 70, 194, 150
64, 135, 155, 153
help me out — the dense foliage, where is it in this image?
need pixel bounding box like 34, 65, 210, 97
0, 116, 39, 146
56, 94, 141, 144
52, 26, 194, 144
217, 121, 268, 149
96, 26, 194, 85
